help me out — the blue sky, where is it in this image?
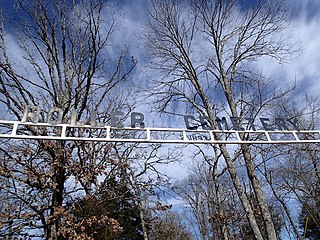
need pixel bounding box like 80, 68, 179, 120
1, 0, 319, 130
92, 0, 320, 105
0, 1, 319, 239
260, 0, 320, 95
113, 0, 320, 129
1, 0, 320, 105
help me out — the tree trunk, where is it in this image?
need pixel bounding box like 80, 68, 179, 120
212, 164, 229, 240
220, 144, 264, 240
241, 144, 278, 240
138, 201, 149, 240
206, 98, 264, 240
48, 144, 66, 240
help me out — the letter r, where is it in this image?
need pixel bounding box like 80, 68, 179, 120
131, 112, 145, 128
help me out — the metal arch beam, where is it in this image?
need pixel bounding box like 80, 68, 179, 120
0, 120, 319, 144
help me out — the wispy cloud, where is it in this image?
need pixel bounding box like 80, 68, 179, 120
253, 0, 320, 95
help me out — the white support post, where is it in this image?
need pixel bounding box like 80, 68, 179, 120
11, 122, 19, 136
61, 125, 67, 138
209, 130, 215, 141
292, 131, 300, 141
182, 131, 187, 141
146, 128, 151, 140
265, 131, 272, 142
106, 126, 111, 140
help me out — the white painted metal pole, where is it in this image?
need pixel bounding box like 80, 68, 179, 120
0, 120, 319, 144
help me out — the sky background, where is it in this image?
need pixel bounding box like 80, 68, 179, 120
1, 0, 320, 172
113, 0, 320, 129
70, 0, 320, 128
0, 1, 319, 238
1, 0, 320, 114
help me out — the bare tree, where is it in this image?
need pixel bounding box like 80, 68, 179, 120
111, 143, 183, 240
0, 0, 136, 238
175, 157, 238, 239
144, 0, 297, 239
258, 95, 320, 239
148, 210, 192, 240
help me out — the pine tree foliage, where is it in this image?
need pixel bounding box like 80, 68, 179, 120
69, 171, 144, 240
299, 188, 320, 240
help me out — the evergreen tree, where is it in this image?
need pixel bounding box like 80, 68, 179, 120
71, 168, 144, 240
100, 172, 144, 240
299, 188, 320, 240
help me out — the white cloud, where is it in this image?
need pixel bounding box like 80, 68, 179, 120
253, 1, 320, 95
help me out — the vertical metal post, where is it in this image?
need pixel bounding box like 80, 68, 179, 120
61, 125, 67, 138
11, 122, 18, 136
106, 126, 111, 140
183, 131, 187, 141
146, 128, 151, 140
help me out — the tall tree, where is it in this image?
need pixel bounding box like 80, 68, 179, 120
299, 190, 320, 240
111, 143, 182, 240
69, 171, 143, 240
175, 155, 284, 239
144, 0, 297, 239
148, 210, 192, 240
0, 0, 136, 238
253, 95, 320, 239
